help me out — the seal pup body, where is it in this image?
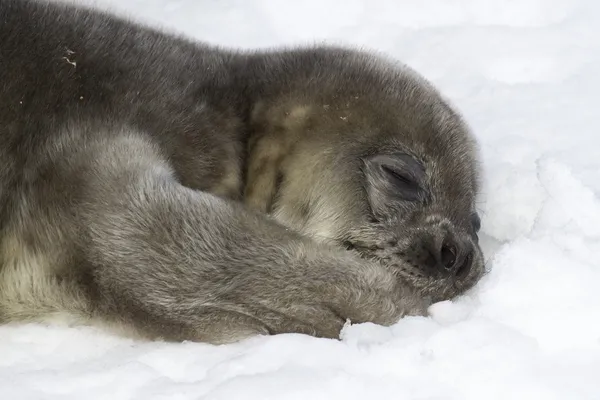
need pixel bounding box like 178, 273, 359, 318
0, 0, 484, 343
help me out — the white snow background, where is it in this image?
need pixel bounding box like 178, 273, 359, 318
2, 0, 600, 399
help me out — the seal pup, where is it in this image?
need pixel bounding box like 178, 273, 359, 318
0, 0, 484, 344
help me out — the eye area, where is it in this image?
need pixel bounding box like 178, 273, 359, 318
381, 165, 420, 190
368, 153, 425, 201
363, 153, 427, 219
380, 164, 422, 201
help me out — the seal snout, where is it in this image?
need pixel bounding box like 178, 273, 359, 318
412, 229, 476, 281
440, 236, 474, 280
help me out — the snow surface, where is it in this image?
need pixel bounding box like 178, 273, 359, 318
3, 0, 600, 399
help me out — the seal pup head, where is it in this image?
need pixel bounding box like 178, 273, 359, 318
244, 47, 484, 302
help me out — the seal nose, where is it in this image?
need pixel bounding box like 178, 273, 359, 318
422, 234, 473, 279
440, 241, 457, 270
440, 238, 473, 279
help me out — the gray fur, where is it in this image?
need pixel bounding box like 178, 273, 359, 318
0, 0, 484, 343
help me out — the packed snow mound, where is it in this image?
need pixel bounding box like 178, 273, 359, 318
3, 0, 600, 399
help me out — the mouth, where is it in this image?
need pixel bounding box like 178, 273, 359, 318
342, 239, 484, 301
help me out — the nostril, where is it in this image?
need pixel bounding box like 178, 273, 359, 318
454, 248, 474, 279
440, 242, 457, 270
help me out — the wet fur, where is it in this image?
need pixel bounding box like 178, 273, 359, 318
0, 0, 484, 343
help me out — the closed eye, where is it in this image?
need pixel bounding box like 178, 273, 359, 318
363, 153, 427, 212
381, 165, 420, 189
380, 165, 423, 202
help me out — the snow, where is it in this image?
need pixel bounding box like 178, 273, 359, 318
3, 0, 600, 398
